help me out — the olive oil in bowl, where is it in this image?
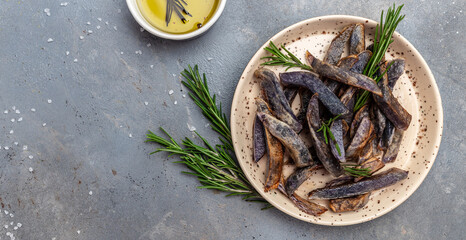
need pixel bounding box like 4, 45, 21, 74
137, 0, 219, 34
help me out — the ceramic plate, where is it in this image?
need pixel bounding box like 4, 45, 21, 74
230, 15, 443, 226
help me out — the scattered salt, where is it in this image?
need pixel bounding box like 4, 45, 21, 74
42, 123, 47, 127
13, 226, 18, 230
168, 90, 174, 95
89, 191, 93, 195
86, 21, 91, 25
47, 99, 52, 103
16, 223, 21, 228
4, 225, 8, 229
15, 109, 20, 114
96, 25, 101, 29
9, 130, 14, 134
113, 26, 117, 31
12, 106, 16, 110
44, 8, 51, 16
17, 117, 22, 122
120, 51, 124, 55
47, 38, 54, 43
207, 57, 213, 61
28, 167, 33, 172
205, 123, 210, 128
23, 145, 28, 150
11, 118, 15, 123
105, 21, 109, 25
182, 94, 186, 98
28, 155, 33, 159
4, 210, 9, 214
14, 142, 18, 145
187, 123, 196, 132
150, 65, 154, 69
66, 51, 70, 55
31, 108, 36, 112
4, 110, 8, 113
129, 134, 132, 138
174, 101, 178, 105
9, 213, 13, 217
79, 36, 84, 40
144, 101, 149, 106
97, 17, 102, 21
4, 146, 9, 150
10, 222, 13, 225
135, 50, 142, 55
77, 230, 81, 234
74, 58, 78, 62
88, 30, 93, 34
146, 43, 151, 47
60, 2, 69, 6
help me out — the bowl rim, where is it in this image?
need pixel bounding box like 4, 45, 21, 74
230, 14, 444, 226
126, 0, 227, 40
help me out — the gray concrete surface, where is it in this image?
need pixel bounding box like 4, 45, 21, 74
0, 0, 464, 239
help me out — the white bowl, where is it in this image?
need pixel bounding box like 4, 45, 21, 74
126, 0, 227, 40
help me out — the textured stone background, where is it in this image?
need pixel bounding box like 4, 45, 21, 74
0, 0, 464, 239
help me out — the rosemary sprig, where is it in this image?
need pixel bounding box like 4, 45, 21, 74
317, 114, 342, 156
147, 65, 269, 208
354, 4, 405, 111
181, 65, 233, 151
165, 0, 191, 26
342, 164, 372, 178
261, 41, 312, 71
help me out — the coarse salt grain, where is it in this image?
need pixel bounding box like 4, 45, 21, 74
9, 213, 13, 217
31, 108, 36, 112
147, 43, 151, 47
89, 191, 93, 195
47, 38, 54, 43
174, 101, 178, 105
97, 17, 102, 21
15, 109, 20, 114
44, 8, 51, 16
182, 94, 186, 98
16, 223, 21, 228
14, 142, 18, 145
13, 226, 18, 230
77, 230, 81, 234
105, 21, 109, 25
11, 118, 15, 122
42, 123, 47, 127
129, 134, 132, 138
79, 36, 84, 40
48, 99, 52, 103
66, 51, 70, 55
9, 130, 14, 134
88, 30, 93, 34
4, 210, 9, 214
12, 106, 16, 110
150, 65, 154, 69
120, 51, 124, 55
60, 2, 68, 6
23, 145, 28, 150
4, 110, 8, 113
113, 26, 117, 30
144, 101, 149, 106
4, 146, 9, 150
10, 222, 13, 225
4, 225, 8, 229
29, 155, 33, 159
17, 117, 22, 122
86, 21, 91, 25
74, 58, 78, 62
28, 167, 33, 172
96, 25, 101, 29
168, 90, 174, 95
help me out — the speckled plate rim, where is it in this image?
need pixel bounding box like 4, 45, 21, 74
231, 15, 443, 226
